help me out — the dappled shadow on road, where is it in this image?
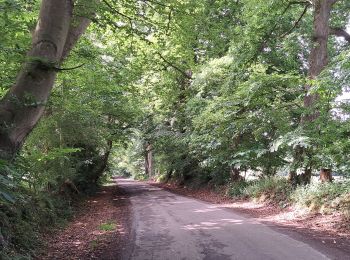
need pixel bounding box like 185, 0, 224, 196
116, 179, 162, 196
149, 180, 350, 258
182, 219, 246, 231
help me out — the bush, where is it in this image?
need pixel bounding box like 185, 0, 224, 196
243, 177, 293, 203
227, 181, 251, 197
134, 174, 149, 181
227, 177, 350, 216
0, 192, 74, 258
291, 181, 350, 214
156, 174, 169, 183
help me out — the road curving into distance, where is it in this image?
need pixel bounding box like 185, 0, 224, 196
117, 178, 346, 260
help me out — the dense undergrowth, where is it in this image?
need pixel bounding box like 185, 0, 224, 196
0, 188, 76, 259
226, 177, 350, 217
0, 157, 110, 259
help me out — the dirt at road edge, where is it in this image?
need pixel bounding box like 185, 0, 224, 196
39, 180, 132, 260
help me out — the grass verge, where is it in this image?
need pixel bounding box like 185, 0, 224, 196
227, 177, 350, 216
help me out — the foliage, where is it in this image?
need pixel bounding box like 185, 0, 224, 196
227, 178, 350, 216
292, 181, 350, 214
243, 178, 293, 204
0, 185, 75, 258
1, 0, 350, 257
227, 181, 250, 198
134, 174, 149, 181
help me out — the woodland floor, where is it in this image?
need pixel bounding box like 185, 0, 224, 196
150, 181, 350, 255
38, 179, 132, 260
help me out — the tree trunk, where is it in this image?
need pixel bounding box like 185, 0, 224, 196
320, 168, 332, 182
295, 0, 336, 184
288, 171, 297, 183
230, 167, 243, 182
303, 0, 334, 116
0, 0, 90, 160
91, 140, 113, 184
0, 229, 6, 250
144, 142, 153, 176
301, 167, 313, 185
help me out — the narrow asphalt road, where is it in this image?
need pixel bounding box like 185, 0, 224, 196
117, 179, 344, 260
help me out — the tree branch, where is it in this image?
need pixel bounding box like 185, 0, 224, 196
61, 16, 91, 61
166, 9, 172, 35
280, 3, 310, 38
282, 1, 311, 15
330, 27, 350, 43
55, 63, 85, 71
157, 53, 192, 79
101, 0, 134, 21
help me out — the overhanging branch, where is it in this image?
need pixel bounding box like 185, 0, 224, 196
282, 1, 311, 15
157, 53, 192, 79
330, 27, 350, 43
280, 3, 310, 38
55, 63, 85, 71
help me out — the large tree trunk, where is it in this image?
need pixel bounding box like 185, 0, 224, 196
294, 0, 336, 184
0, 0, 90, 160
303, 0, 335, 114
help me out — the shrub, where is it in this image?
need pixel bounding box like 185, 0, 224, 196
291, 181, 350, 213
0, 192, 74, 259
243, 177, 293, 203
134, 174, 149, 181
156, 174, 169, 183
227, 181, 251, 197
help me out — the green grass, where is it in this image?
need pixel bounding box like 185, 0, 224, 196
98, 221, 116, 231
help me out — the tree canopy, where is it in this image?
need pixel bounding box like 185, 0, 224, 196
1, 0, 350, 257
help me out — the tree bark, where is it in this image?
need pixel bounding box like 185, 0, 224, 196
0, 229, 6, 250
300, 167, 312, 185
61, 16, 91, 61
144, 141, 153, 176
303, 0, 334, 118
320, 168, 332, 182
91, 140, 113, 184
294, 0, 335, 184
0, 0, 91, 160
230, 167, 243, 182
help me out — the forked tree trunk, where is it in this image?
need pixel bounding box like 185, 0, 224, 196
0, 0, 90, 161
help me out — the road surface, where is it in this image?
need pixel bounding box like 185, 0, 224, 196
117, 179, 341, 260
